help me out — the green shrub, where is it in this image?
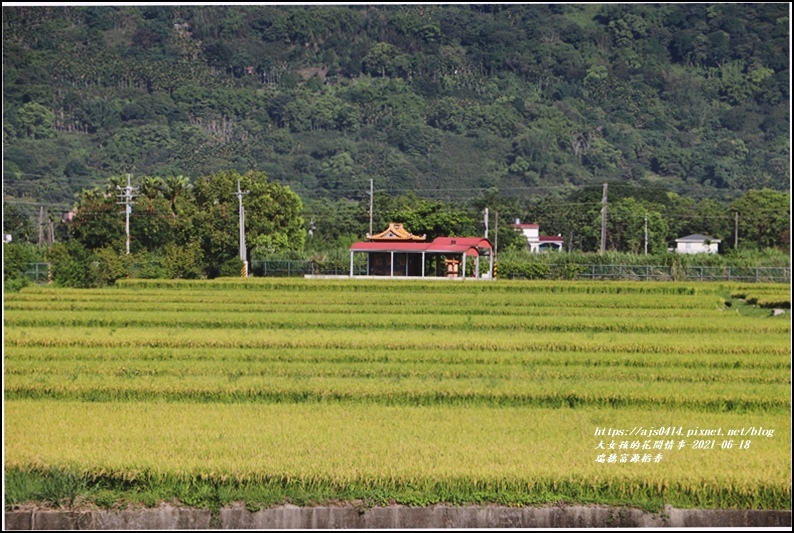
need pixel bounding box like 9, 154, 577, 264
218, 257, 244, 278
4, 276, 31, 293
499, 259, 550, 279
553, 263, 585, 280
94, 247, 134, 285
3, 242, 44, 281
46, 242, 101, 288
162, 242, 204, 279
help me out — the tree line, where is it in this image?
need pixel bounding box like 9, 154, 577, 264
2, 168, 789, 289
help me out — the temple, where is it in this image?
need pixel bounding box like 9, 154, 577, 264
349, 222, 494, 279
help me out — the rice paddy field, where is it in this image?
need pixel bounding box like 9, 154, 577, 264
3, 278, 792, 512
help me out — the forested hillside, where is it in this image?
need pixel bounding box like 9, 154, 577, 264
3, 4, 789, 207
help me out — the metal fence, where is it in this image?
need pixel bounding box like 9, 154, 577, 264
23, 262, 791, 283
23, 262, 50, 283
566, 265, 791, 283
250, 260, 313, 277
250, 260, 367, 277
244, 262, 793, 282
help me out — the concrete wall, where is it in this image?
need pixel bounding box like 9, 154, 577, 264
5, 504, 791, 529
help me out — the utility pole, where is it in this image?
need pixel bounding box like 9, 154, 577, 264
116, 174, 138, 255
494, 210, 498, 252
600, 183, 608, 254
644, 213, 648, 255
369, 179, 374, 237
38, 206, 45, 247
493, 210, 498, 281
484, 207, 489, 239
234, 180, 250, 276
734, 212, 739, 249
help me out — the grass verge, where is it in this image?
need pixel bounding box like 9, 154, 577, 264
6, 466, 792, 514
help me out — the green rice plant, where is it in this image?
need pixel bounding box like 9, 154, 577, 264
6, 325, 790, 359
4, 466, 45, 508
754, 298, 790, 309
2, 296, 727, 315
110, 278, 712, 295
4, 357, 789, 385
7, 308, 792, 336
7, 465, 790, 512
5, 372, 790, 412
741, 294, 791, 309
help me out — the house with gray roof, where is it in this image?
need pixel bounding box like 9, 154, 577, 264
674, 234, 721, 254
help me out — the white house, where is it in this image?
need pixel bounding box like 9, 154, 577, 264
674, 234, 720, 254
513, 220, 564, 252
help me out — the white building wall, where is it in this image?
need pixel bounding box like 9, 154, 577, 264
514, 222, 563, 252
676, 242, 719, 254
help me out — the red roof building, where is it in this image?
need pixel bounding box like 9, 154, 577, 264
513, 219, 564, 252
349, 223, 494, 279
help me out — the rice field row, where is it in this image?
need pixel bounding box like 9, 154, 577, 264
5, 358, 788, 384
3, 286, 723, 308
4, 279, 791, 510
5, 401, 791, 510
10, 279, 782, 303
6, 382, 788, 412
6, 310, 790, 334
6, 327, 790, 356
6, 401, 789, 483
2, 300, 728, 316
5, 345, 790, 369
111, 278, 715, 294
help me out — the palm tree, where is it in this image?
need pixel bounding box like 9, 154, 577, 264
164, 175, 192, 215
104, 175, 127, 195
139, 176, 165, 200
79, 187, 103, 202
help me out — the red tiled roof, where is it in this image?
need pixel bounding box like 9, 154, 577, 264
539, 235, 563, 242
431, 237, 492, 250
427, 244, 482, 257
513, 223, 539, 229
350, 236, 492, 256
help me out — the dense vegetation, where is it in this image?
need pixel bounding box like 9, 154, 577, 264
2, 5, 790, 284
4, 280, 791, 511
3, 184, 790, 289
3, 6, 790, 199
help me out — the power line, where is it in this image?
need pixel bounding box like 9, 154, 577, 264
5, 169, 783, 197
3, 199, 73, 208
9, 199, 785, 220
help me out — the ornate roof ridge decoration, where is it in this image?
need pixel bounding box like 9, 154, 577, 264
367, 222, 427, 241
